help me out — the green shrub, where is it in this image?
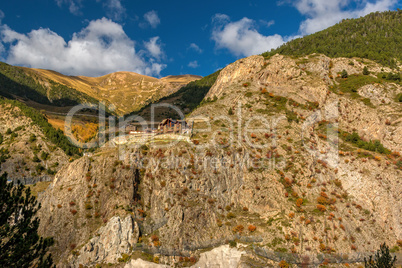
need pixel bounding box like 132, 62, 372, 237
245, 92, 253, 97
29, 134, 37, 142
40, 151, 49, 161
35, 164, 45, 174
343, 131, 390, 154
118, 253, 131, 263
363, 66, 370, 75
229, 241, 237, 248
32, 155, 41, 163
226, 212, 236, 219
364, 243, 396, 268
398, 93, 402, 102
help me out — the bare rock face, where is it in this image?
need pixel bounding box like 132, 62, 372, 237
206, 55, 265, 99
70, 215, 139, 267
37, 152, 139, 264
193, 245, 245, 268
203, 54, 402, 152
124, 245, 245, 268
125, 259, 169, 268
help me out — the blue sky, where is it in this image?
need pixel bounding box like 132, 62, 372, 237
0, 0, 401, 77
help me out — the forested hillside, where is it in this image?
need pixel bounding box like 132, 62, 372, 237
0, 97, 81, 156
161, 70, 221, 110
130, 70, 221, 121
263, 10, 402, 68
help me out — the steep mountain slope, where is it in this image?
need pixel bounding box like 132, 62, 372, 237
263, 10, 402, 68
133, 70, 220, 122
36, 54, 402, 267
28, 68, 201, 115
0, 62, 98, 107
0, 61, 201, 116
0, 98, 71, 183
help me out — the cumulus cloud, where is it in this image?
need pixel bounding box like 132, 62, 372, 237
103, 0, 126, 21
211, 15, 285, 57
188, 61, 199, 68
143, 10, 160, 28
188, 43, 203, 53
294, 0, 397, 35
0, 17, 166, 77
144, 36, 163, 59
55, 0, 83, 15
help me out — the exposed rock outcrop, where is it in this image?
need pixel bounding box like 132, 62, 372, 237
70, 215, 139, 267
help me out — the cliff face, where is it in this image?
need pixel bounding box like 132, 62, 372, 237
37, 152, 140, 265
37, 54, 402, 267
206, 54, 401, 152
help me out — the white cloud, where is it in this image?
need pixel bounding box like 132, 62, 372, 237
294, 0, 397, 35
144, 36, 163, 59
56, 0, 127, 20
260, 19, 275, 27
143, 10, 160, 28
212, 13, 230, 23
188, 43, 203, 53
55, 0, 83, 15
145, 61, 166, 76
211, 15, 285, 57
0, 9, 4, 22
0, 17, 166, 77
188, 60, 199, 68
103, 0, 126, 21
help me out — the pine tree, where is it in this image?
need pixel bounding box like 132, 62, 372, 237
0, 173, 54, 267
364, 243, 397, 268
341, 69, 349, 78
228, 107, 234, 115
363, 66, 370, 75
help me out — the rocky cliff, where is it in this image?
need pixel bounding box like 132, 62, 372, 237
37, 53, 402, 267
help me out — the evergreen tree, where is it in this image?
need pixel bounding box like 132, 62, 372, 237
0, 133, 3, 144
32, 155, 41, 163
341, 70, 349, 78
228, 107, 234, 115
29, 134, 37, 143
0, 173, 54, 267
363, 66, 370, 75
364, 243, 396, 268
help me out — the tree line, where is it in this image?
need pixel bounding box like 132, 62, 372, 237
263, 10, 402, 69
